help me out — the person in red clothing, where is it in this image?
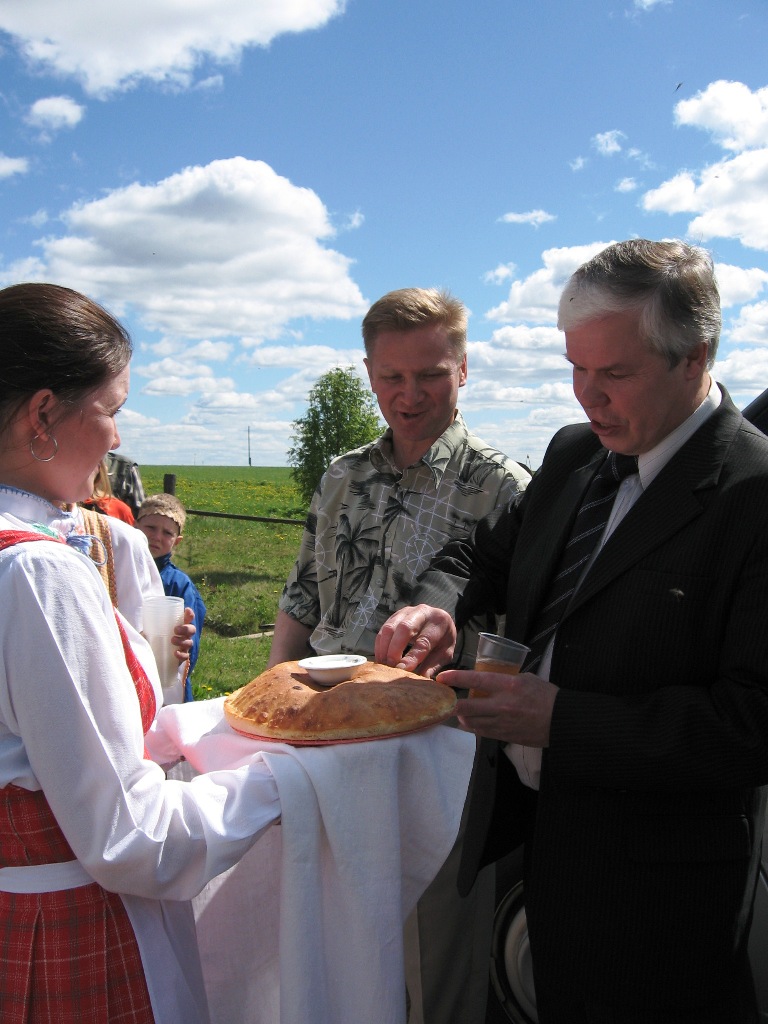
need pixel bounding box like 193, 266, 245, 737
81, 458, 135, 523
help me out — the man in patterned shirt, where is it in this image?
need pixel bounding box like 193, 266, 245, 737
269, 287, 530, 1024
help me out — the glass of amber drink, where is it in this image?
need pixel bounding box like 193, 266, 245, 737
471, 632, 530, 697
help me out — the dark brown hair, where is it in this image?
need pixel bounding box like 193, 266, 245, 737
0, 282, 132, 434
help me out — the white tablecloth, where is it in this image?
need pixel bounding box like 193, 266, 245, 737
147, 698, 476, 1024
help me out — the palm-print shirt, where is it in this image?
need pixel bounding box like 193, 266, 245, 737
279, 412, 530, 666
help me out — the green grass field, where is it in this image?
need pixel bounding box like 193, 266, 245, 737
139, 466, 307, 699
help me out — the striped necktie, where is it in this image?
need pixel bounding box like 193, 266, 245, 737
524, 450, 638, 673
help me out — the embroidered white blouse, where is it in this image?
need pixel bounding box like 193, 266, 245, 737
0, 485, 280, 1024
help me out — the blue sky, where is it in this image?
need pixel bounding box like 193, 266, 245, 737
1, 0, 767, 468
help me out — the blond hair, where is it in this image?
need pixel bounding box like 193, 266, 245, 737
90, 459, 114, 500
361, 288, 467, 361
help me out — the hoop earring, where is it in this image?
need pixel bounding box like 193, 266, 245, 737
30, 434, 58, 463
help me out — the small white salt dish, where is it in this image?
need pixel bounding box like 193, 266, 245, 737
298, 654, 367, 686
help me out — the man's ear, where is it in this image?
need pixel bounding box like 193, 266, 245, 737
363, 356, 375, 392
457, 353, 468, 388
684, 341, 709, 379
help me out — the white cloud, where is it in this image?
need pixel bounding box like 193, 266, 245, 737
143, 373, 235, 398
131, 339, 368, 433
0, 157, 368, 339
454, 328, 586, 468
714, 263, 768, 308
641, 82, 768, 252
470, 325, 564, 368
675, 80, 768, 152
641, 170, 697, 213
23, 208, 49, 228
0, 153, 29, 179
626, 147, 654, 169
643, 149, 768, 251
570, 156, 586, 172
146, 337, 233, 363
483, 262, 517, 285
714, 344, 768, 391
242, 343, 363, 370
343, 209, 364, 230
464, 378, 577, 413
237, 369, 328, 410
633, 0, 671, 9
0, 0, 346, 96
615, 177, 638, 192
592, 130, 625, 156
725, 300, 768, 348
486, 241, 612, 323
194, 75, 224, 92
499, 209, 556, 228
26, 95, 85, 135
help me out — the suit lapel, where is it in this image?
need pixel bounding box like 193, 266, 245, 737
562, 395, 738, 621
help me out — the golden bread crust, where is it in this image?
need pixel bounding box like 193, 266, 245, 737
223, 660, 456, 742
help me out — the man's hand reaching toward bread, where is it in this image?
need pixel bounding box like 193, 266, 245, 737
375, 605, 456, 677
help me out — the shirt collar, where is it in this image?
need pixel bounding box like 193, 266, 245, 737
0, 483, 83, 540
370, 410, 465, 485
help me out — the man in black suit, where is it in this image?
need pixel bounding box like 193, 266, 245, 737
376, 239, 768, 1023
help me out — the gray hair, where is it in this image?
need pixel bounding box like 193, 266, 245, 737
557, 239, 721, 368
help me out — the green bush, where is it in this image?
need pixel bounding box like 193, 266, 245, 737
287, 367, 381, 506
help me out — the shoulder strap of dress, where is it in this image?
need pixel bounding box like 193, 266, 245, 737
0, 529, 65, 551
78, 507, 118, 606
0, 528, 156, 734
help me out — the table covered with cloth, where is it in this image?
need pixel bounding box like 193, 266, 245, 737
145, 696, 476, 1024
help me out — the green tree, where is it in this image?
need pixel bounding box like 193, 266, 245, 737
288, 366, 382, 507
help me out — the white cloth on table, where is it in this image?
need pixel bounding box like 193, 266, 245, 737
148, 696, 476, 1024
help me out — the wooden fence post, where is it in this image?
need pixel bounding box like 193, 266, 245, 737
163, 474, 176, 495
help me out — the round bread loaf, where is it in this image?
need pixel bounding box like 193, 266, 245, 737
223, 660, 457, 743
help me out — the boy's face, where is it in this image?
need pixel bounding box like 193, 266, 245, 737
136, 513, 181, 559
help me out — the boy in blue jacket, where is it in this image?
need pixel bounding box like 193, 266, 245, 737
136, 493, 206, 701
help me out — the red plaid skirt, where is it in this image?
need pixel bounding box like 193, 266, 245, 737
0, 787, 155, 1023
